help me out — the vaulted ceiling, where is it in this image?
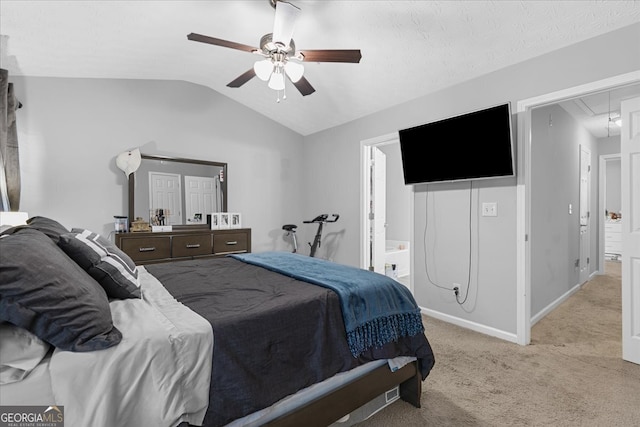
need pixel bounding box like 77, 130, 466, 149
1, 1, 639, 136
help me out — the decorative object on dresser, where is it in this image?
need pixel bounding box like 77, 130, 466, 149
130, 216, 151, 232
113, 215, 128, 233
115, 228, 251, 265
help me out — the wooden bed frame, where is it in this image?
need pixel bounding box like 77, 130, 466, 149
266, 360, 422, 427
181, 361, 421, 427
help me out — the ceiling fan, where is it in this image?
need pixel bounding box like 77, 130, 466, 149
187, 0, 362, 100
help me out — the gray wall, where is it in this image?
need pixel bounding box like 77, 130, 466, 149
12, 77, 306, 252
598, 135, 622, 216
598, 135, 622, 156
303, 23, 639, 335
530, 104, 598, 316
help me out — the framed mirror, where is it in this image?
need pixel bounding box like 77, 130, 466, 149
128, 154, 227, 230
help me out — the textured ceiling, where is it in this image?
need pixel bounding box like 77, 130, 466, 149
1, 1, 639, 136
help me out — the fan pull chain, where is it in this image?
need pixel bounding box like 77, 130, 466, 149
276, 79, 287, 103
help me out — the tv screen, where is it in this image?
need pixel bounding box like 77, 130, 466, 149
398, 103, 515, 185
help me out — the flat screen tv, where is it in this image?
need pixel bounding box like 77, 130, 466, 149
398, 103, 515, 185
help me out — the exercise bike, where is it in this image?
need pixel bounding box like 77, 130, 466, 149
282, 214, 339, 257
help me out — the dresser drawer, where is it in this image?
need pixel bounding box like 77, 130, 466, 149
605, 232, 621, 242
605, 222, 622, 232
172, 234, 212, 258
120, 236, 171, 262
116, 228, 251, 265
605, 241, 622, 253
213, 232, 249, 254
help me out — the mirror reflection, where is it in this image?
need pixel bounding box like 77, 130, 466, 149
131, 155, 227, 227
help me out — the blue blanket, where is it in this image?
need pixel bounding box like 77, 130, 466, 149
230, 252, 424, 357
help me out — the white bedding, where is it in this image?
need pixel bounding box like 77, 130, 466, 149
0, 353, 56, 406
0, 267, 214, 427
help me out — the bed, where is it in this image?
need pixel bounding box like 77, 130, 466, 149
0, 217, 435, 427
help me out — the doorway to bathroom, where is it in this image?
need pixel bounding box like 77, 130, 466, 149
361, 133, 413, 291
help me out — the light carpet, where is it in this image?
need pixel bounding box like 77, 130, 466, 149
364, 261, 639, 426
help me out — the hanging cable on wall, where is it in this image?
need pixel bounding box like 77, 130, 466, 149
423, 181, 473, 306
456, 181, 473, 305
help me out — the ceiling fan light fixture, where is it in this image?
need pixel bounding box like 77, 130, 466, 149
254, 59, 273, 81
187, 0, 361, 100
268, 69, 285, 90
284, 60, 304, 82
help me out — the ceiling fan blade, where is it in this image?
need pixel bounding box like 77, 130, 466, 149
227, 69, 257, 88
299, 49, 362, 63
187, 33, 258, 53
291, 75, 315, 96
272, 1, 300, 48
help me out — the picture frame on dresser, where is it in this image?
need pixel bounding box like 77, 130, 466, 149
209, 213, 221, 230
219, 213, 230, 229
230, 213, 241, 229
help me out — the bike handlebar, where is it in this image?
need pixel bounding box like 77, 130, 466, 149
303, 214, 339, 224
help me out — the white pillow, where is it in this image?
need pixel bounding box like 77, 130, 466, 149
0, 322, 51, 384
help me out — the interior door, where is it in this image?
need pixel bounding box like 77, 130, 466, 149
184, 175, 217, 224
621, 96, 640, 365
149, 172, 182, 225
372, 147, 387, 274
579, 145, 591, 285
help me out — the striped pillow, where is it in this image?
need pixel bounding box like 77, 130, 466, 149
59, 229, 140, 299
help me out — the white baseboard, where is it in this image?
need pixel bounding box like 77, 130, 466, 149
530, 281, 582, 326
420, 307, 519, 344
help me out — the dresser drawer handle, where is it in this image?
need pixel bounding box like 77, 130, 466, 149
186, 244, 201, 249
139, 247, 156, 252
226, 241, 238, 245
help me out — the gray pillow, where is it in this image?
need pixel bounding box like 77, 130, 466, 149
58, 228, 140, 299
0, 228, 122, 352
25, 216, 70, 243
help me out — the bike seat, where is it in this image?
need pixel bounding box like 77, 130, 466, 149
282, 224, 297, 231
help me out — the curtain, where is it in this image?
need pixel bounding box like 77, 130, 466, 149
0, 68, 21, 211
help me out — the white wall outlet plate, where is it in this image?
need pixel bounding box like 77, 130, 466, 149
482, 202, 498, 217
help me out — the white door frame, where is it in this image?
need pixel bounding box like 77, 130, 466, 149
579, 145, 592, 285
516, 70, 640, 346
598, 154, 621, 273
372, 146, 387, 274
360, 132, 414, 292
